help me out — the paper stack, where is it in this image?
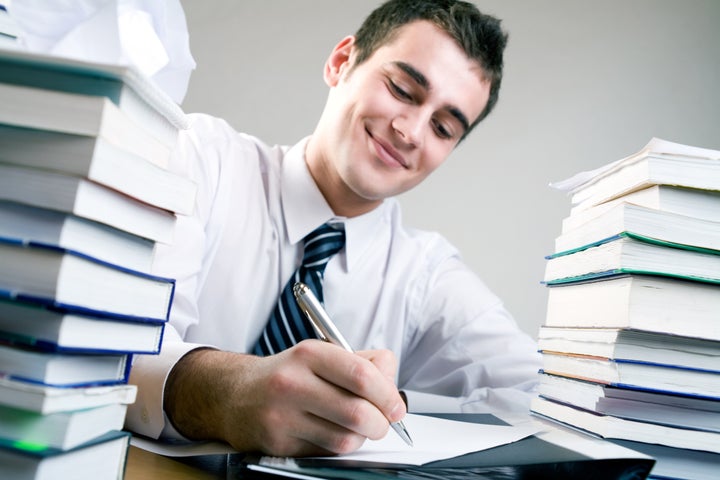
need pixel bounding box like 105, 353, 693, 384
532, 138, 720, 480
0, 46, 195, 479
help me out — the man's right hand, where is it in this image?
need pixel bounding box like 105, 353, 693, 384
163, 340, 407, 456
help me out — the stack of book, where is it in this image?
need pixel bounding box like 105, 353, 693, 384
531, 138, 720, 480
0, 46, 195, 479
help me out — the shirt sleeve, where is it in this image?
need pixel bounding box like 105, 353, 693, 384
124, 114, 228, 439
399, 240, 542, 415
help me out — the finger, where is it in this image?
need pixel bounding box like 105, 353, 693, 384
298, 341, 407, 431
272, 341, 392, 440
290, 412, 367, 456
357, 349, 397, 381
250, 408, 365, 457
241, 348, 366, 456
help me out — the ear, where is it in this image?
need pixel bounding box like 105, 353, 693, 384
324, 35, 355, 87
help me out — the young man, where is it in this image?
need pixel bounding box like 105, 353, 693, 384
126, 0, 541, 457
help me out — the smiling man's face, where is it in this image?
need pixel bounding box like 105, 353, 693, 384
307, 20, 490, 217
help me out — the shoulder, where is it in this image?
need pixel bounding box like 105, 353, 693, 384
384, 200, 459, 266
172, 113, 292, 188
179, 113, 272, 161
383, 201, 502, 314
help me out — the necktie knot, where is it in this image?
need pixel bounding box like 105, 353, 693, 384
302, 223, 345, 272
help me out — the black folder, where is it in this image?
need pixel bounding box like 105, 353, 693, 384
227, 413, 655, 479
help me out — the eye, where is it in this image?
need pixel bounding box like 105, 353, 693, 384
432, 118, 454, 140
388, 79, 413, 102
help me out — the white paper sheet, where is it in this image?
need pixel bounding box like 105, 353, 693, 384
304, 413, 542, 466
132, 413, 543, 465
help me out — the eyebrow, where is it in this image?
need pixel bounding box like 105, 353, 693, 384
393, 61, 471, 133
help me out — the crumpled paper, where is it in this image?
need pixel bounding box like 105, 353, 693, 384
7, 0, 196, 104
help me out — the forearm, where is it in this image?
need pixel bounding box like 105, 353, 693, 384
163, 348, 259, 448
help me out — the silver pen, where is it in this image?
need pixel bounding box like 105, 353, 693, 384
293, 282, 414, 447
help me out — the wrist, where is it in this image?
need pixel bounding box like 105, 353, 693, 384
164, 348, 226, 441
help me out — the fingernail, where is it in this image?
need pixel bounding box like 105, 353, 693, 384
390, 401, 404, 420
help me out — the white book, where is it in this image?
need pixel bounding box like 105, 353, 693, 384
554, 203, 720, 254
0, 343, 129, 387
0, 402, 127, 450
563, 185, 720, 228
0, 201, 154, 273
532, 396, 720, 454
0, 237, 174, 321
0, 430, 130, 480
552, 138, 720, 213
0, 296, 165, 354
541, 351, 720, 398
544, 275, 720, 341
0, 45, 188, 147
0, 377, 136, 415
538, 327, 720, 372
0, 82, 172, 169
538, 374, 720, 433
0, 124, 197, 215
612, 439, 720, 480
544, 236, 720, 285
0, 163, 176, 244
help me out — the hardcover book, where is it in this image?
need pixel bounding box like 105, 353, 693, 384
544, 235, 720, 285
554, 202, 720, 254
531, 396, 720, 454
552, 137, 720, 213
544, 274, 720, 340
540, 351, 720, 398
0, 429, 130, 480
0, 163, 177, 243
0, 81, 172, 168
0, 236, 175, 322
0, 124, 197, 215
0, 45, 187, 146
537, 374, 720, 433
538, 327, 720, 372
0, 402, 127, 450
0, 296, 165, 354
561, 185, 720, 231
0, 376, 137, 415
0, 200, 154, 273
0, 343, 130, 387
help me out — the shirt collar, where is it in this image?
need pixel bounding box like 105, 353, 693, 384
282, 137, 335, 245
280, 137, 388, 272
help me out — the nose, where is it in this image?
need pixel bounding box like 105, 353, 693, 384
391, 113, 424, 149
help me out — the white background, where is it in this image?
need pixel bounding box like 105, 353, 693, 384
178, 0, 720, 337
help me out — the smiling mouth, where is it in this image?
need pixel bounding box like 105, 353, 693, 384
366, 128, 409, 169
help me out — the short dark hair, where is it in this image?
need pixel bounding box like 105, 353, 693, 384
353, 0, 508, 135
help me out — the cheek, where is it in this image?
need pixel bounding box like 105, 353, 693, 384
422, 142, 454, 174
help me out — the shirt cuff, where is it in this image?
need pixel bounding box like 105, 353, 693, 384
125, 340, 210, 439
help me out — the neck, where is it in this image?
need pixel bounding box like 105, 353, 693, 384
304, 136, 382, 218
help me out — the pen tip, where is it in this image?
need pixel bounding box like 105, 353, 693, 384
392, 422, 414, 447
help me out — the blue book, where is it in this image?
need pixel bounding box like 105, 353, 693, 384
0, 295, 165, 355
0, 236, 175, 322
0, 341, 131, 388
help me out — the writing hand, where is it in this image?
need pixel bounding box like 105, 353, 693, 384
164, 340, 406, 457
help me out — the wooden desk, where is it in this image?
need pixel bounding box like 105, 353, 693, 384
125, 446, 226, 479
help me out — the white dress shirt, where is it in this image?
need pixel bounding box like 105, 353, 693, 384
126, 113, 541, 439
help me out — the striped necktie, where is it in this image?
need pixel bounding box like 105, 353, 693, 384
253, 223, 345, 356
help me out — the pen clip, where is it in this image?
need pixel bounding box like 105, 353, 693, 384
292, 282, 353, 351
